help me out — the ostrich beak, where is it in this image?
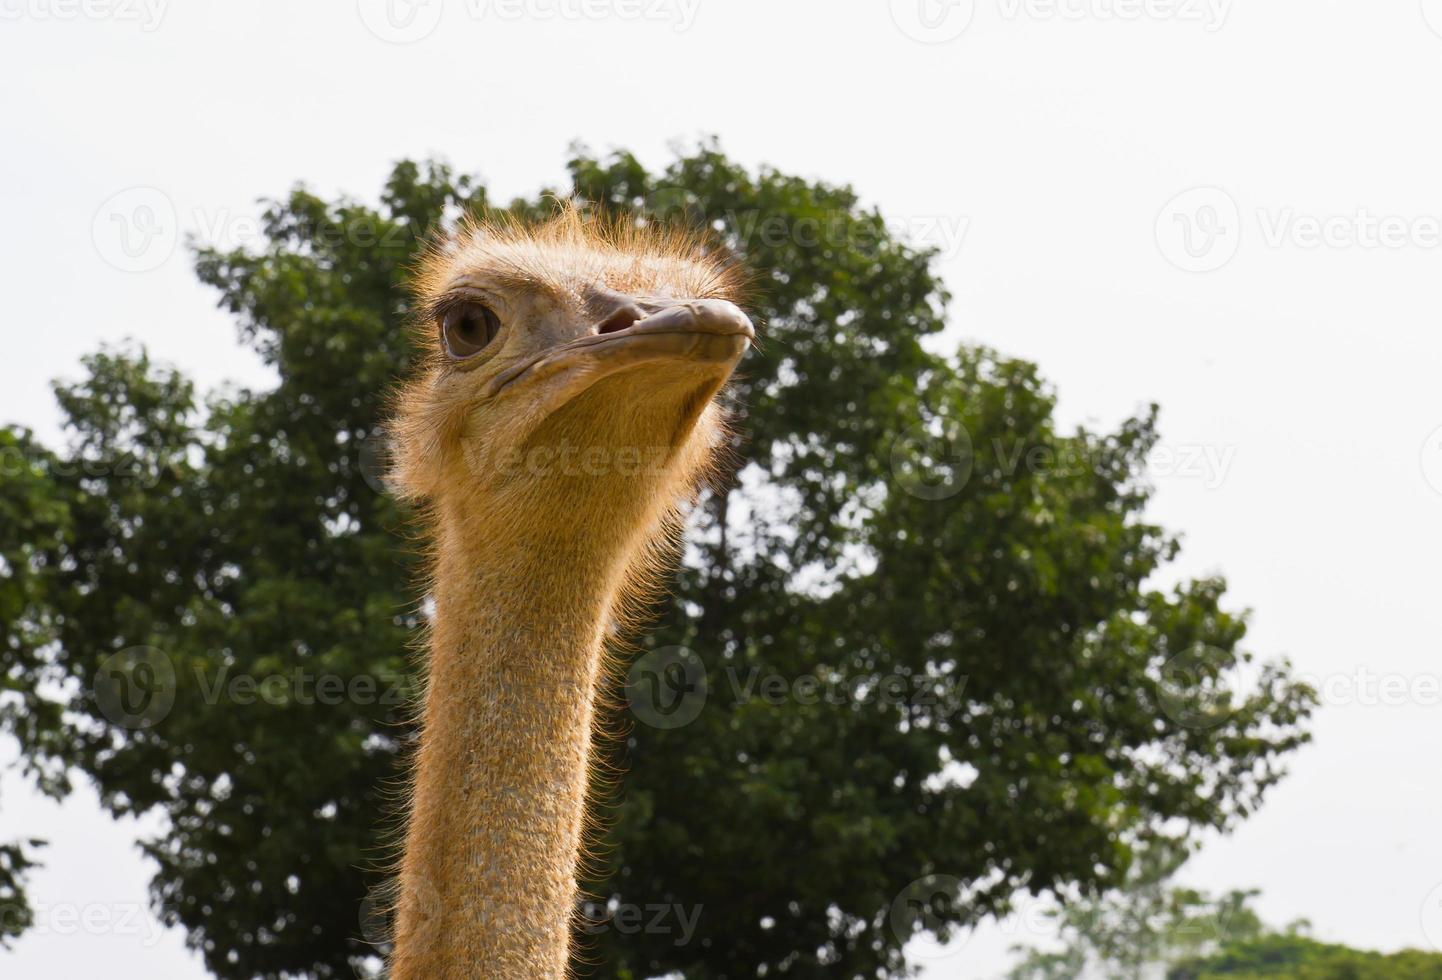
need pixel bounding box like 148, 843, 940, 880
574, 298, 754, 364
485, 298, 754, 400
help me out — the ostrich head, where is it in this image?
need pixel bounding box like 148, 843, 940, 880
390, 207, 752, 549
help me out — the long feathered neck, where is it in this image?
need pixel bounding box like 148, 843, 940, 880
389, 473, 686, 979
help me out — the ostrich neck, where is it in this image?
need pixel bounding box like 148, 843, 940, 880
391, 512, 627, 980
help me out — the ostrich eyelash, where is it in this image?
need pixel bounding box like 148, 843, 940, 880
423, 289, 500, 324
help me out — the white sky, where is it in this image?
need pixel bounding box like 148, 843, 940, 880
3, 1, 1442, 977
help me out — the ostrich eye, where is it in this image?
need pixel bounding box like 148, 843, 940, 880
440, 302, 501, 359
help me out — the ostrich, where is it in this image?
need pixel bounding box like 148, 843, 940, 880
384, 206, 752, 978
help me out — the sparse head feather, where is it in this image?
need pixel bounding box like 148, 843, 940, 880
388, 202, 751, 504
410, 202, 748, 347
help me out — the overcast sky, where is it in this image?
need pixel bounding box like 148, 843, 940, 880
4, 1, 1442, 977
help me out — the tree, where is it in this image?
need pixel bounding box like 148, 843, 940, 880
1007, 850, 1442, 980
0, 426, 66, 944
0, 144, 1316, 978
1171, 934, 1442, 979
1006, 843, 1264, 980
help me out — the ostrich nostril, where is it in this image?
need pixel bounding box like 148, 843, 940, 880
595, 303, 645, 336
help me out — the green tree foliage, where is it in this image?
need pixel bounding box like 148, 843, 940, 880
0, 145, 1316, 978
0, 426, 66, 941
1007, 842, 1265, 979
1008, 847, 1442, 980
1171, 934, 1442, 979
0, 839, 42, 946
